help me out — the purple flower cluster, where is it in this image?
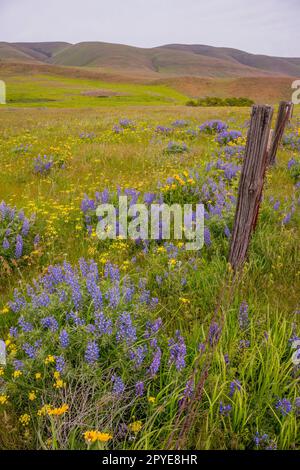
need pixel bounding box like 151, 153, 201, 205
199, 120, 228, 134
168, 331, 187, 371
0, 201, 38, 266
216, 130, 242, 145
275, 398, 292, 416
33, 155, 54, 174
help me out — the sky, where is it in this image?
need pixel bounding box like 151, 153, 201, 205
0, 0, 299, 57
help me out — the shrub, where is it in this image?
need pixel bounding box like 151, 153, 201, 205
186, 96, 254, 107
164, 141, 189, 155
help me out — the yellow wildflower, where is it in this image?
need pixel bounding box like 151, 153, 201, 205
83, 430, 112, 444
44, 355, 55, 365
0, 368, 4, 377
19, 414, 31, 426
148, 396, 156, 404
129, 421, 142, 433
13, 370, 22, 378
53, 379, 65, 389
29, 391, 37, 401
37, 404, 52, 416
35, 372, 42, 380
48, 403, 69, 416
179, 297, 191, 304
0, 394, 9, 405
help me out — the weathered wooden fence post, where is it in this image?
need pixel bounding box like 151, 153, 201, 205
229, 105, 274, 271
268, 101, 294, 165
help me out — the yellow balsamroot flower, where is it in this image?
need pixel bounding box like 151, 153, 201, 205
83, 431, 112, 444
0, 306, 9, 314
129, 421, 142, 433
13, 370, 22, 379
19, 414, 31, 426
44, 355, 55, 365
28, 391, 37, 401
169, 258, 177, 266
48, 403, 69, 416
35, 372, 42, 380
37, 404, 52, 416
179, 297, 191, 304
148, 396, 156, 404
53, 379, 65, 389
53, 371, 60, 380
0, 394, 9, 405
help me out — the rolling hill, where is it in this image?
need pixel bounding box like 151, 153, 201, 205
0, 41, 300, 78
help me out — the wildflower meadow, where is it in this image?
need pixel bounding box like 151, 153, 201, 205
0, 75, 299, 452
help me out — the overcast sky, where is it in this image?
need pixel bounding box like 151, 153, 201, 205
0, 0, 299, 57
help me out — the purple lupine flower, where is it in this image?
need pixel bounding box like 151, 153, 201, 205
144, 318, 163, 339
148, 347, 161, 377
208, 322, 222, 346
112, 375, 125, 395
40, 316, 59, 332
183, 379, 194, 400
168, 331, 187, 371
239, 339, 250, 349
282, 213, 292, 225
15, 234, 23, 259
9, 290, 26, 313
2, 237, 9, 250
18, 316, 33, 333
107, 284, 120, 309
22, 342, 37, 359
224, 353, 230, 366
9, 326, 18, 338
204, 227, 211, 247
238, 301, 249, 329
94, 312, 112, 336
59, 329, 69, 349
219, 402, 232, 416
67, 310, 85, 326
229, 380, 241, 397
135, 381, 145, 397
13, 359, 24, 370
85, 340, 99, 365
254, 432, 277, 450
273, 200, 280, 211
199, 120, 228, 134
33, 234, 40, 246
64, 262, 82, 310
116, 312, 137, 345
224, 225, 231, 238
275, 398, 292, 416
21, 218, 30, 236
86, 273, 103, 311
130, 345, 147, 368
55, 355, 65, 373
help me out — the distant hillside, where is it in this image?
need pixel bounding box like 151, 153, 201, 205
0, 41, 300, 78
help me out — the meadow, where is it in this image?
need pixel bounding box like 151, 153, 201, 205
0, 71, 299, 450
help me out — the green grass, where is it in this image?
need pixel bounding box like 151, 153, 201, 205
2, 73, 188, 108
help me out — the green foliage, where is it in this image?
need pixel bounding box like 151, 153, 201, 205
186, 96, 254, 107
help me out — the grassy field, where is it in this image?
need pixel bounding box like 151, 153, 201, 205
0, 71, 299, 450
